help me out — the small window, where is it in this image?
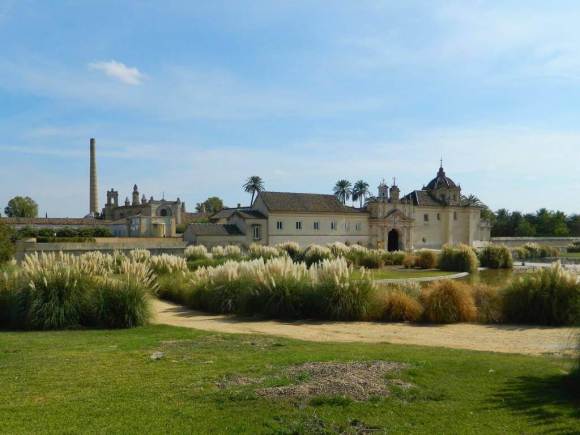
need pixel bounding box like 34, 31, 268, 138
437, 213, 441, 221
454, 211, 458, 220
252, 225, 261, 240
313, 221, 320, 230
276, 221, 283, 230
422, 237, 427, 243
296, 221, 302, 230
355, 223, 361, 231
344, 222, 350, 231
331, 221, 337, 231
424, 214, 429, 222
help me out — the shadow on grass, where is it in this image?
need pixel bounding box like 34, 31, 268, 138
490, 374, 580, 431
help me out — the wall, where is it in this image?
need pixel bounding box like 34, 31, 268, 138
15, 238, 187, 261
490, 237, 580, 249
266, 212, 369, 247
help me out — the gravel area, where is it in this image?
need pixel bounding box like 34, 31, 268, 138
152, 299, 579, 357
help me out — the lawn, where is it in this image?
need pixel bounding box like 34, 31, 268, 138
561, 252, 580, 259
1, 326, 578, 434
353, 267, 458, 281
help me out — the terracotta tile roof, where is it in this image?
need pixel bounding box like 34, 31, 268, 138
186, 223, 243, 236
258, 192, 364, 214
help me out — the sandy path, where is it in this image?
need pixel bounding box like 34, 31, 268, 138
151, 298, 579, 357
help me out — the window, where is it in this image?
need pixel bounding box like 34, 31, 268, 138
313, 221, 320, 230
454, 211, 458, 220
355, 223, 361, 231
296, 221, 302, 230
252, 225, 261, 240
424, 214, 429, 222
437, 213, 441, 221
331, 221, 337, 231
344, 222, 350, 231
276, 221, 283, 230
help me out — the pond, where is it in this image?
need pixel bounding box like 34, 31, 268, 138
459, 269, 516, 287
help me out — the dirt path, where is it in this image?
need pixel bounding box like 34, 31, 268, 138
151, 299, 579, 357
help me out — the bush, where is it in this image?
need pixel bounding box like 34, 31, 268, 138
471, 284, 503, 323
382, 251, 406, 266
378, 291, 423, 322
156, 272, 194, 305
478, 245, 513, 269
248, 243, 284, 260
128, 249, 151, 263
0, 269, 27, 328
502, 263, 580, 325
421, 280, 477, 323
415, 250, 438, 269
0, 222, 15, 264
402, 255, 416, 269
438, 244, 479, 273
184, 245, 209, 261
357, 250, 384, 269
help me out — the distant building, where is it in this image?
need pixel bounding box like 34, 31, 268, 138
184, 164, 491, 250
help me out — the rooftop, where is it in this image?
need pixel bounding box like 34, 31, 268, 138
258, 191, 364, 214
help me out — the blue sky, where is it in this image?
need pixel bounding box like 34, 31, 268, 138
1, 0, 579, 217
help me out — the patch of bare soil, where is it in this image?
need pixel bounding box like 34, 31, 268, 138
257, 361, 410, 401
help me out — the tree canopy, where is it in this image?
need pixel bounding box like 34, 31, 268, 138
195, 197, 224, 214
490, 208, 579, 237
333, 179, 352, 205
4, 196, 38, 218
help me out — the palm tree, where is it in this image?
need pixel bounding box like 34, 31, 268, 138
243, 176, 265, 205
333, 179, 352, 205
462, 194, 484, 207
352, 180, 370, 208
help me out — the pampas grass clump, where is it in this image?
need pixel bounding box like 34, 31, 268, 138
248, 243, 284, 260
185, 245, 210, 261
478, 245, 513, 269
502, 262, 580, 325
128, 248, 151, 263
438, 244, 479, 273
275, 241, 301, 261
149, 254, 188, 275
304, 244, 333, 266
415, 250, 439, 269
421, 280, 477, 323
379, 291, 423, 322
471, 284, 503, 323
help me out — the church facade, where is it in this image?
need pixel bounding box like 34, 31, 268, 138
184, 164, 491, 250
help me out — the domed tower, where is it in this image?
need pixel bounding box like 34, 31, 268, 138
425, 161, 461, 205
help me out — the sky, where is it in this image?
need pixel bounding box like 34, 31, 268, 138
1, 0, 579, 217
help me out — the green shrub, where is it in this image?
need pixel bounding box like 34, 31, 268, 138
0, 269, 27, 328
275, 241, 301, 261
421, 280, 477, 323
471, 284, 503, 323
502, 263, 580, 325
438, 244, 479, 273
378, 291, 423, 322
0, 223, 15, 264
382, 251, 406, 266
357, 250, 384, 269
415, 250, 439, 269
156, 272, 195, 305
478, 245, 513, 269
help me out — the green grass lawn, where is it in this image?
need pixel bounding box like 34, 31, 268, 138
1, 326, 578, 434
353, 267, 458, 281
561, 252, 580, 259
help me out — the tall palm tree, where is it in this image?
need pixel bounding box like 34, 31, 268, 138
243, 176, 265, 205
333, 179, 352, 205
352, 180, 370, 208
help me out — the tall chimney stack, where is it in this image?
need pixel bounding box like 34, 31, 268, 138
89, 138, 98, 216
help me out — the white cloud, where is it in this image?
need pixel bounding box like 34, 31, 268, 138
88, 60, 144, 85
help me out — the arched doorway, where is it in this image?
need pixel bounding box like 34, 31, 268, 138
387, 229, 399, 252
